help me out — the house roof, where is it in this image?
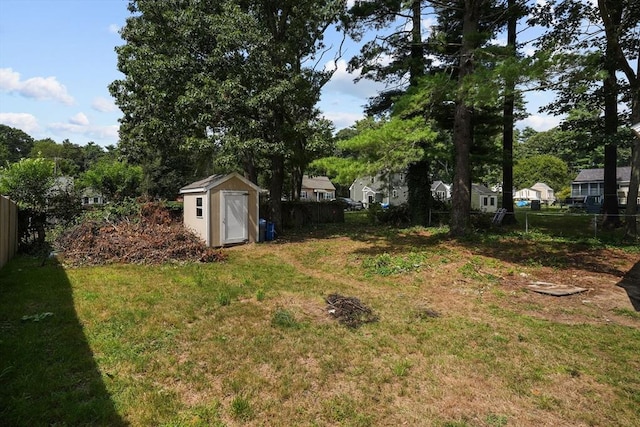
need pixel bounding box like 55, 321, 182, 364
573, 166, 631, 183
531, 182, 553, 191
179, 172, 261, 194
302, 175, 335, 191
471, 183, 496, 195
431, 180, 451, 191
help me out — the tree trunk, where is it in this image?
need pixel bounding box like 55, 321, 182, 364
600, 1, 621, 228
409, 0, 423, 86
626, 136, 639, 239
292, 164, 303, 200
406, 0, 431, 225
625, 59, 639, 239
501, 0, 517, 225
408, 160, 431, 226
450, 0, 479, 237
269, 153, 285, 234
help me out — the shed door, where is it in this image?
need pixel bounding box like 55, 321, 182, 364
221, 191, 249, 244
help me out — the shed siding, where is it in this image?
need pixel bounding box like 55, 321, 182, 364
183, 193, 209, 245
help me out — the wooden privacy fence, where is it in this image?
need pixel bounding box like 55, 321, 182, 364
0, 195, 18, 270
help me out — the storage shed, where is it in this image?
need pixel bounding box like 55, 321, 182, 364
179, 173, 261, 247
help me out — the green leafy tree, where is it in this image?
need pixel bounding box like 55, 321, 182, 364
0, 125, 34, 164
79, 160, 143, 202
111, 0, 344, 230
532, 0, 640, 233
513, 155, 571, 195
0, 157, 55, 243
30, 138, 86, 176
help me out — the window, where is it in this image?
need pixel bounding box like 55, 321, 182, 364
301, 190, 308, 199
399, 173, 404, 182
93, 197, 99, 204
196, 197, 203, 218
392, 189, 398, 198
483, 197, 489, 206
490, 197, 495, 206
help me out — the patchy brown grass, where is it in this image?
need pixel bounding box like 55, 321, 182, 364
2, 221, 638, 426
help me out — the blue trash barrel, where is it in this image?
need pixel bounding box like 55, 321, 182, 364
266, 222, 276, 241
259, 219, 266, 242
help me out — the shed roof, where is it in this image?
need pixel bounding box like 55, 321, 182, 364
179, 172, 261, 194
574, 166, 631, 183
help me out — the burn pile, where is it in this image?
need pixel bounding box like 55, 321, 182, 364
325, 293, 378, 328
55, 202, 226, 266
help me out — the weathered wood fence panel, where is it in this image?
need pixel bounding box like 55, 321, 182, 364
1, 195, 18, 270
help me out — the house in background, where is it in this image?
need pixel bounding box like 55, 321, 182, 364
301, 175, 335, 202
515, 182, 555, 205
81, 188, 105, 206
471, 183, 498, 213
180, 172, 261, 247
431, 180, 451, 202
514, 187, 540, 202
572, 166, 638, 206
350, 172, 408, 208
531, 182, 556, 204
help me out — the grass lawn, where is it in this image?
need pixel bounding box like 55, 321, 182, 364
1, 214, 639, 426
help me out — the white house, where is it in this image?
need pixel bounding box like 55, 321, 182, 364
531, 182, 555, 204
514, 188, 541, 202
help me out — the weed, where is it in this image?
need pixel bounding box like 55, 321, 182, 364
216, 291, 231, 306
230, 395, 253, 421
193, 267, 206, 287
392, 359, 412, 377
271, 308, 299, 328
362, 252, 426, 276
486, 413, 508, 426
255, 288, 266, 302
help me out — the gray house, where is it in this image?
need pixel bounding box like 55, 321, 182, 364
431, 181, 451, 202
572, 167, 638, 206
349, 172, 408, 208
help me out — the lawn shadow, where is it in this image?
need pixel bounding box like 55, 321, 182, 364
0, 256, 127, 425
280, 220, 631, 278
617, 260, 640, 311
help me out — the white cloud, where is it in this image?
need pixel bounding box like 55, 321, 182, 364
108, 23, 120, 34
69, 112, 89, 126
520, 114, 561, 131
321, 111, 366, 131
91, 96, 118, 112
0, 112, 40, 133
0, 68, 74, 105
323, 59, 387, 100
48, 121, 119, 142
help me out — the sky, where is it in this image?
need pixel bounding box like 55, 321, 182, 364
0, 0, 560, 148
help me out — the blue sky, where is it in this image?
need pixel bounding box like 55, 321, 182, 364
0, 0, 558, 148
